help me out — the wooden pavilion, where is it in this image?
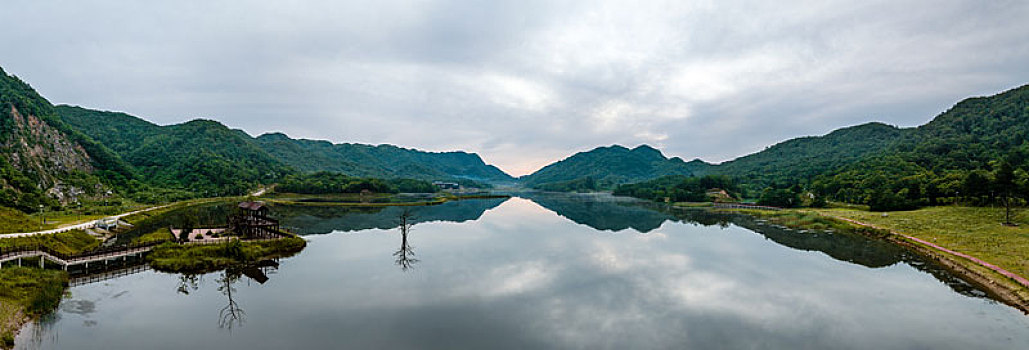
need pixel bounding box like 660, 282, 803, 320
229, 201, 280, 238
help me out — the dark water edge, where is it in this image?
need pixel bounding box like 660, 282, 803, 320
16, 195, 1029, 350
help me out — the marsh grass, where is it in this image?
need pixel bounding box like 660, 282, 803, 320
0, 230, 99, 255
148, 236, 307, 274
0, 267, 69, 347
132, 228, 174, 244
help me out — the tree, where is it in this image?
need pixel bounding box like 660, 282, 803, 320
758, 188, 799, 208
394, 210, 419, 271
962, 170, 991, 205
994, 157, 1021, 226
868, 189, 917, 212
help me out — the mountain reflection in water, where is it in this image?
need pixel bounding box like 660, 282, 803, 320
21, 195, 1028, 350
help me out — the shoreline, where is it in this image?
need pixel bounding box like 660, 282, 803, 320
264, 194, 510, 207
720, 207, 1029, 314
824, 214, 1029, 314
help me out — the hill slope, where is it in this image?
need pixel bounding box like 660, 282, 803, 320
691, 122, 909, 193
1, 67, 131, 210
255, 132, 514, 183
57, 106, 514, 195
684, 84, 1029, 204
520, 145, 694, 189
57, 105, 293, 197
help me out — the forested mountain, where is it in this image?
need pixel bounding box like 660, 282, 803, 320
56, 105, 514, 199
623, 84, 1029, 209
57, 106, 293, 199
691, 122, 909, 195
255, 133, 514, 183
807, 85, 1029, 208
0, 67, 133, 211
519, 145, 694, 190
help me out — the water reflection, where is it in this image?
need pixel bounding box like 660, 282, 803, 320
217, 270, 246, 330
20, 195, 1029, 350
394, 210, 419, 271
522, 193, 997, 300
520, 192, 675, 232
275, 197, 509, 235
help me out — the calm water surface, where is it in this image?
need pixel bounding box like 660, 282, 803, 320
17, 195, 1029, 349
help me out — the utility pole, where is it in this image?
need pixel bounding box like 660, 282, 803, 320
39, 204, 44, 230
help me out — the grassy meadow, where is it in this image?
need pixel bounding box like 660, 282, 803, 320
811, 206, 1029, 283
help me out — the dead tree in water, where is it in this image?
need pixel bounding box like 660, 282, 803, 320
218, 270, 246, 330
393, 209, 419, 271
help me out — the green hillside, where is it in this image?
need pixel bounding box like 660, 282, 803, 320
1, 67, 134, 211
255, 132, 514, 183
692, 122, 909, 195
672, 84, 1029, 208
57, 106, 293, 198
520, 145, 694, 190
56, 106, 514, 199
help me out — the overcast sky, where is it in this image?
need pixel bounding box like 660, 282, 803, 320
2, 1, 1028, 176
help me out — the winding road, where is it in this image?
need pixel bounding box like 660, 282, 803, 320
1, 187, 269, 239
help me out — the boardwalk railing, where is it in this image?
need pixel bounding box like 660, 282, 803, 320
0, 240, 165, 268
2, 232, 295, 269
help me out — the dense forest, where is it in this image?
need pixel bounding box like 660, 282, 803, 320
276, 172, 438, 194
255, 132, 514, 183
627, 85, 1029, 212
58, 106, 295, 199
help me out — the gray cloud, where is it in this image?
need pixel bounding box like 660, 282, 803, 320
2, 0, 1028, 175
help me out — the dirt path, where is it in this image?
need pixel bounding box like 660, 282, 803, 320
1, 204, 174, 238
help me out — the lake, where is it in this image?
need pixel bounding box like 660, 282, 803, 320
16, 194, 1029, 349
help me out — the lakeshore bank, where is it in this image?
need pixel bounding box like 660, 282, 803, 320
720, 207, 1029, 314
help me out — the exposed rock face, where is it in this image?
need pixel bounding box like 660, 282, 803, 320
1, 105, 95, 204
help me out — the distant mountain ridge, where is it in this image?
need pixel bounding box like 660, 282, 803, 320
519, 144, 694, 189
57, 106, 515, 191
4, 63, 1028, 212
612, 84, 1029, 202
255, 132, 514, 183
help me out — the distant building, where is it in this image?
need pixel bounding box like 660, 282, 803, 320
706, 188, 732, 202
95, 217, 119, 230
432, 181, 461, 190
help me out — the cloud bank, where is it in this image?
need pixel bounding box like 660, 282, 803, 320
2, 0, 1027, 175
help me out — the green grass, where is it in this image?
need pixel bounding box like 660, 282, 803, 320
730, 209, 894, 239
148, 236, 307, 274
673, 202, 715, 208
1, 204, 151, 234
812, 206, 1029, 281
132, 228, 174, 244
0, 267, 69, 346
0, 207, 36, 234
0, 230, 100, 255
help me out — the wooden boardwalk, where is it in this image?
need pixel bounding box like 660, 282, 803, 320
0, 244, 155, 270
1, 232, 292, 271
